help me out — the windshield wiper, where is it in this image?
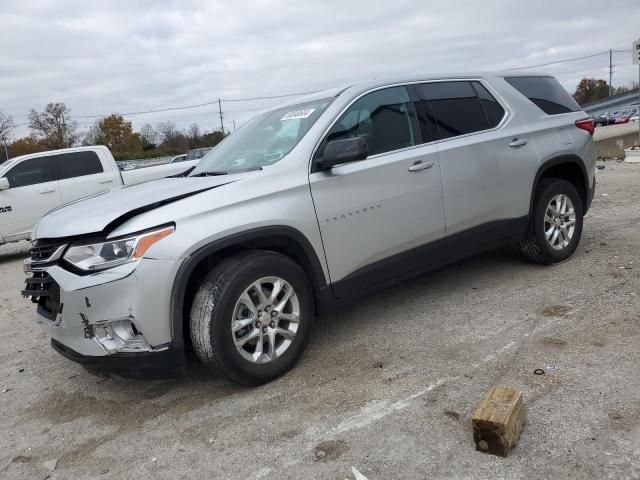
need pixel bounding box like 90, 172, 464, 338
190, 171, 229, 177
190, 166, 263, 177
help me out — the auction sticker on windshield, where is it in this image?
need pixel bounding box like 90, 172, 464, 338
281, 109, 315, 121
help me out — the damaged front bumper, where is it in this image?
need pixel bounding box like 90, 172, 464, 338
24, 252, 186, 378
50, 339, 186, 379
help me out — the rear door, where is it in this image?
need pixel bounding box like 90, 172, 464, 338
416, 80, 539, 258
53, 150, 116, 203
0, 155, 61, 241
309, 85, 446, 298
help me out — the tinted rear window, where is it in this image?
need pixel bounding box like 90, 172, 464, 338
505, 76, 580, 115
473, 82, 505, 127
417, 81, 491, 140
53, 151, 104, 180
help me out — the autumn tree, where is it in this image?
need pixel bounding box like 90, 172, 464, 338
139, 123, 157, 150
187, 123, 201, 149
8, 136, 44, 158
202, 130, 226, 148
0, 110, 15, 144
89, 114, 141, 153
573, 78, 609, 105
28, 102, 78, 149
156, 121, 187, 152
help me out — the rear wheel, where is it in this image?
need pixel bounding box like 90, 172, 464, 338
190, 250, 314, 386
519, 178, 583, 264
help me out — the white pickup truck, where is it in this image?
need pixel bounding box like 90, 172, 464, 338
0, 145, 199, 245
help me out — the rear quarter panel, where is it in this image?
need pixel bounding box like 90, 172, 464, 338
493, 76, 595, 197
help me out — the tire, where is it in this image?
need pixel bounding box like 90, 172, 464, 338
519, 178, 583, 265
190, 250, 314, 386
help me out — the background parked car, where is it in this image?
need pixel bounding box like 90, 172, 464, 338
614, 114, 630, 124
186, 147, 212, 161
592, 113, 609, 127
0, 145, 199, 245
169, 154, 188, 163
606, 110, 621, 124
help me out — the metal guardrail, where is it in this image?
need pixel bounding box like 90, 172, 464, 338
582, 89, 639, 114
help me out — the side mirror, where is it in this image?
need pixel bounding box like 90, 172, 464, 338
0, 177, 9, 191
315, 137, 369, 171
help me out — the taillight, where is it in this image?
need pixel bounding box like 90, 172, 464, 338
575, 119, 594, 136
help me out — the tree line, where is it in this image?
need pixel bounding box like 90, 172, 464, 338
0, 102, 227, 162
1, 77, 636, 162
572, 78, 638, 105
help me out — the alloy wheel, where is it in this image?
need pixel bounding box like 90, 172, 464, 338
544, 194, 576, 250
231, 276, 300, 364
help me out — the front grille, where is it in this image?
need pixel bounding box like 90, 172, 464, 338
29, 240, 66, 263
30, 244, 59, 261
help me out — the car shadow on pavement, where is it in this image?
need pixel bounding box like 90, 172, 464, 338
0, 241, 30, 265
34, 244, 531, 403
0, 250, 29, 265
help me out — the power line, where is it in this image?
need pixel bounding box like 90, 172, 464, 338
73, 89, 320, 119
223, 90, 319, 102
505, 49, 631, 71
10, 48, 636, 133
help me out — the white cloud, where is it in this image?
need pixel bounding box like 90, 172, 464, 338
1, 0, 638, 138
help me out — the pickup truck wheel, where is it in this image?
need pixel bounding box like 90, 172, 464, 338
189, 251, 313, 386
520, 178, 583, 264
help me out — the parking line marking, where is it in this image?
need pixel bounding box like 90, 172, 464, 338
332, 377, 452, 434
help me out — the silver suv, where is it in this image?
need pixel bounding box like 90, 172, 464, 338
23, 73, 596, 385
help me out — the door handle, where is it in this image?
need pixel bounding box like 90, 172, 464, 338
408, 161, 434, 172
38, 189, 55, 194
99, 179, 114, 184
509, 138, 528, 147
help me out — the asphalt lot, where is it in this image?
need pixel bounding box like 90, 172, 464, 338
1, 162, 639, 480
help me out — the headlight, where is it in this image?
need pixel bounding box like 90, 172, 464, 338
63, 225, 174, 272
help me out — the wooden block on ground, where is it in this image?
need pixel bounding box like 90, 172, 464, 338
472, 387, 526, 457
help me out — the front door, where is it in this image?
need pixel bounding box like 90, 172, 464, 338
309, 85, 446, 298
0, 155, 62, 241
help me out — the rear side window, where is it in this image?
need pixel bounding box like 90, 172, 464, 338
473, 82, 505, 127
53, 151, 104, 180
505, 76, 580, 115
417, 81, 495, 140
4, 157, 54, 188
327, 86, 419, 156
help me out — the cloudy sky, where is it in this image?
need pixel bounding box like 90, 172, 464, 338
2, 0, 639, 139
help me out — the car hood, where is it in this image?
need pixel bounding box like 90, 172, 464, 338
33, 176, 238, 240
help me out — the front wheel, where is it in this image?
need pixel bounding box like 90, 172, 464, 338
519, 178, 584, 265
190, 250, 314, 386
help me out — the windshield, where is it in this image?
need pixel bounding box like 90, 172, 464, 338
190, 98, 333, 175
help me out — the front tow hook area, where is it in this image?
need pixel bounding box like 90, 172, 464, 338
80, 314, 162, 355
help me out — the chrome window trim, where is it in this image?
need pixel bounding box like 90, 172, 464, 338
309, 78, 512, 171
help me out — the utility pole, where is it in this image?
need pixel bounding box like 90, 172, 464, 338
609, 48, 614, 96
218, 98, 224, 134
233, 120, 236, 132
633, 39, 640, 146
1, 140, 8, 163
61, 114, 67, 148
